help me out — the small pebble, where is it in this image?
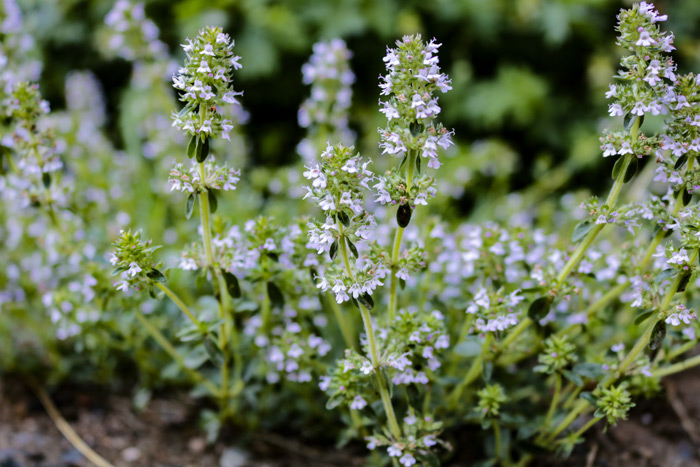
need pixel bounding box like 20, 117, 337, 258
122, 447, 142, 462
188, 437, 206, 454
219, 447, 247, 467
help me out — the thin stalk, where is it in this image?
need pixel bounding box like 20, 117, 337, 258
449, 333, 492, 405
337, 221, 402, 439
155, 282, 204, 330
664, 339, 697, 362
134, 310, 219, 397
388, 149, 415, 321
540, 373, 562, 435
197, 163, 234, 403
493, 419, 503, 463
653, 353, 700, 378
28, 379, 114, 467
567, 416, 600, 443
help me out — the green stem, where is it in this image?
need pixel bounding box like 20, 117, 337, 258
197, 163, 234, 404
653, 353, 700, 378
449, 333, 492, 405
568, 416, 600, 443
388, 149, 416, 321
337, 222, 402, 439
493, 419, 503, 461
134, 310, 219, 397
541, 373, 562, 435
388, 227, 404, 322
155, 283, 203, 330
664, 340, 697, 362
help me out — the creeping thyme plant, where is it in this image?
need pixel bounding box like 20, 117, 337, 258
8, 1, 700, 465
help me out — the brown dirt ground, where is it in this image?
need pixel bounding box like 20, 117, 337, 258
2, 370, 700, 467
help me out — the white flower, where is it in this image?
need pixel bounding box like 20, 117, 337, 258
399, 454, 416, 467
636, 29, 655, 47
350, 395, 367, 410
197, 60, 211, 73
387, 445, 402, 457
126, 262, 142, 277
201, 44, 215, 56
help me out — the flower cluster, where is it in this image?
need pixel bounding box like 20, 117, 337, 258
594, 384, 635, 426
297, 39, 355, 162
102, 0, 167, 61
304, 144, 383, 303
608, 3, 675, 120
476, 384, 508, 419
170, 26, 242, 146
365, 409, 446, 467
536, 335, 578, 374
110, 229, 166, 292
466, 287, 525, 333
375, 34, 454, 214
168, 160, 240, 193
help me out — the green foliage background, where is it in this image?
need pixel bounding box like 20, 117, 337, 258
19, 0, 700, 212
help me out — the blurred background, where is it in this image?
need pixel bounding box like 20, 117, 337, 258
15, 0, 700, 220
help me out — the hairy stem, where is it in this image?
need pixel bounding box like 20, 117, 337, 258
540, 372, 562, 435
388, 149, 416, 321
337, 221, 402, 439
155, 282, 203, 330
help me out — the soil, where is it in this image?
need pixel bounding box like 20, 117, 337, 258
1, 370, 700, 467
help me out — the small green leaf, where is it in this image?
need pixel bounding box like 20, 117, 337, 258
410, 121, 423, 137
572, 220, 594, 243
42, 172, 51, 189
683, 189, 692, 206
528, 296, 553, 322
454, 338, 482, 357
398, 153, 408, 171
482, 360, 493, 382
634, 309, 655, 326
623, 157, 638, 183
623, 113, 641, 131
325, 395, 343, 410
267, 282, 285, 309
648, 320, 666, 350
112, 266, 127, 276
415, 154, 421, 174
186, 193, 196, 219
147, 269, 167, 283
204, 337, 224, 367
337, 210, 350, 227
358, 292, 374, 310
208, 190, 218, 214
675, 154, 688, 170
612, 156, 624, 180
196, 136, 210, 163
677, 272, 692, 293
573, 363, 605, 379
399, 278, 406, 290
187, 134, 197, 159
222, 270, 241, 298
562, 369, 583, 387
397, 203, 412, 228
580, 392, 598, 408
346, 239, 358, 258
329, 239, 338, 261
655, 268, 677, 284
